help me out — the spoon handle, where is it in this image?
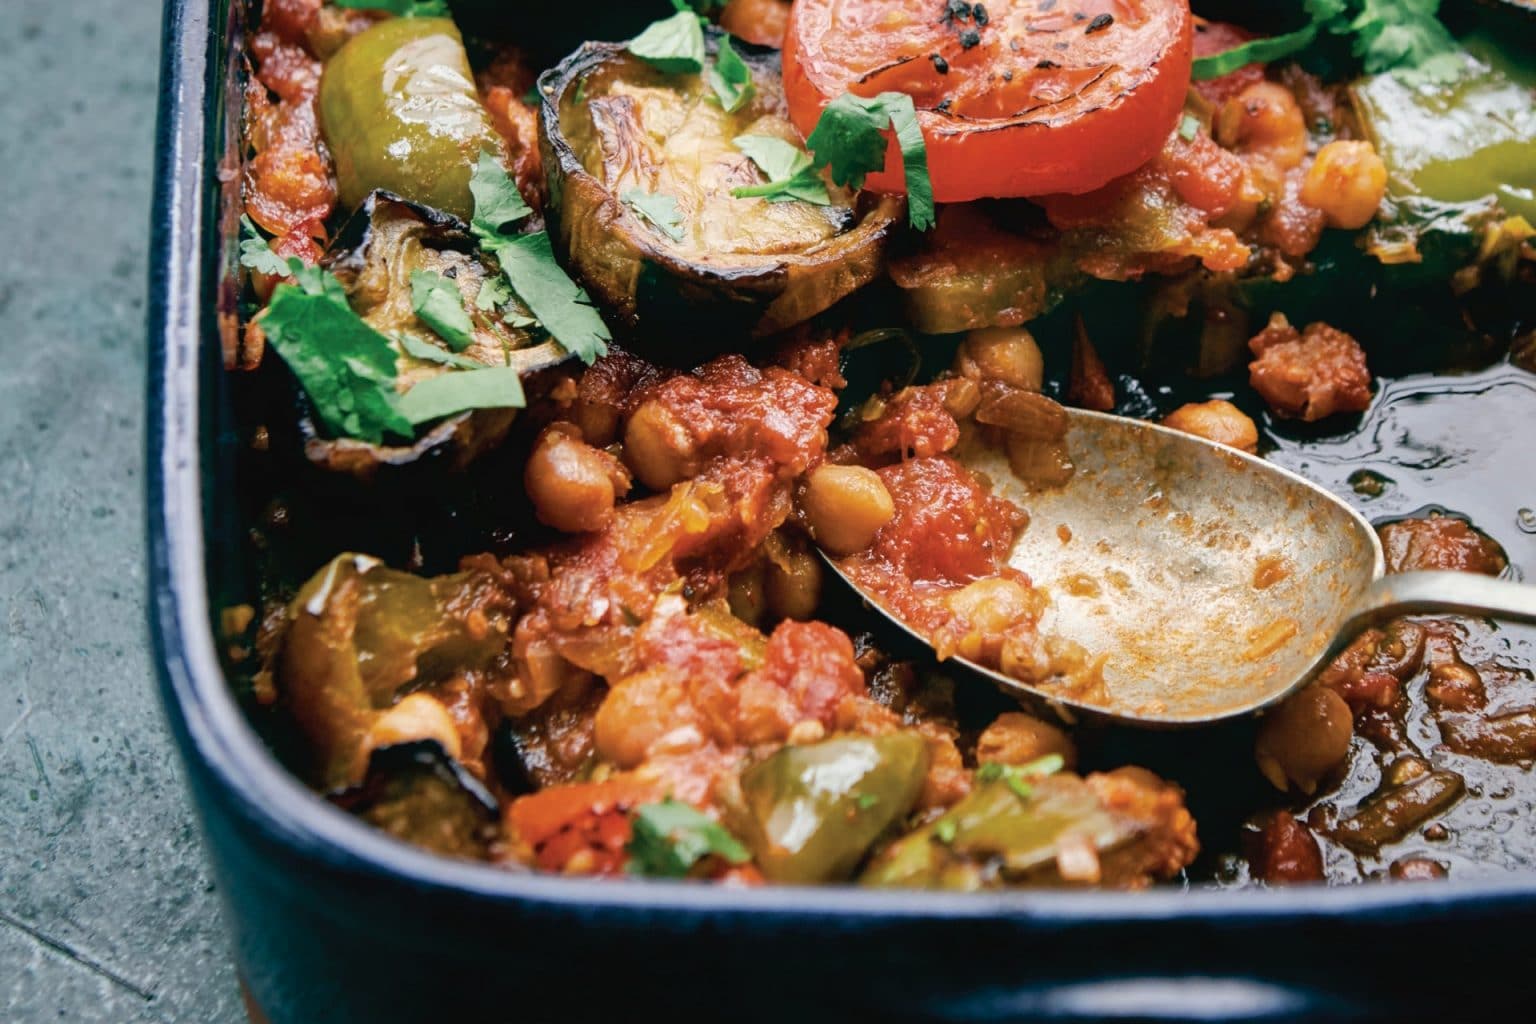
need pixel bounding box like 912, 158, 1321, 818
1339, 571, 1536, 637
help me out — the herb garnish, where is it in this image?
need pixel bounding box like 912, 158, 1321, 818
398, 334, 485, 369
238, 216, 289, 277
409, 269, 475, 351
934, 818, 958, 844
805, 91, 935, 231
468, 153, 611, 364
475, 276, 512, 311
976, 754, 1066, 801
395, 366, 526, 424
705, 34, 755, 113
731, 135, 832, 206
259, 280, 413, 444
331, 0, 450, 17
626, 799, 751, 877
628, 7, 707, 74
621, 188, 688, 241
1192, 0, 1462, 85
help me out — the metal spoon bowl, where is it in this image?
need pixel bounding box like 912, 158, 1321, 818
827, 408, 1536, 727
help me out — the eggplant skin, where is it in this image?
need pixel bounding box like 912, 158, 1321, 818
538, 35, 904, 354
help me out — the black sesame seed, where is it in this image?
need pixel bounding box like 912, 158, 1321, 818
1036, 59, 1059, 69
959, 28, 981, 48
1001, 69, 1013, 82
943, 0, 972, 24
1072, 10, 1086, 20
1086, 13, 1114, 33
973, 3, 988, 25
936, 99, 953, 112
931, 53, 950, 73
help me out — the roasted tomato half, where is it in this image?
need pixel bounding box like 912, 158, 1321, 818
783, 0, 1193, 200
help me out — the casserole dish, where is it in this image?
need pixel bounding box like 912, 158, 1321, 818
149, 1, 1536, 1020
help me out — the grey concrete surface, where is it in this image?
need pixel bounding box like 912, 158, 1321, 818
0, 2, 243, 1021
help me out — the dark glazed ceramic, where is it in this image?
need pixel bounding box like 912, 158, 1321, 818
148, 2, 1536, 1020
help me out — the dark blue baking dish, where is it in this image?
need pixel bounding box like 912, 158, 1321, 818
147, 1, 1536, 1020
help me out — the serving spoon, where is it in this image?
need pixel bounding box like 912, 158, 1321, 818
826, 407, 1536, 728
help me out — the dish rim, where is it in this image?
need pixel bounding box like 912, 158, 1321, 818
146, 0, 1536, 922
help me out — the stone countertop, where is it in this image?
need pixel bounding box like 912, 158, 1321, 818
0, 2, 242, 1020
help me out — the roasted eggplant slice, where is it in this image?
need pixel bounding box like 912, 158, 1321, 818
538, 32, 904, 348
296, 191, 567, 480
332, 740, 501, 860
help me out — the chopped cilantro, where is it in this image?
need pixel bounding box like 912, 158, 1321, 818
238, 216, 288, 277
488, 232, 610, 364
475, 276, 512, 311
1192, 0, 1462, 85
409, 269, 476, 351
468, 157, 611, 364
731, 135, 831, 206
398, 333, 485, 370
805, 91, 935, 231
331, 0, 449, 17
934, 818, 958, 844
628, 9, 706, 74
626, 799, 751, 878
621, 188, 687, 242
287, 259, 350, 308
259, 280, 412, 444
469, 151, 533, 244
395, 366, 526, 424
705, 35, 755, 113
855, 793, 880, 811
976, 754, 1065, 801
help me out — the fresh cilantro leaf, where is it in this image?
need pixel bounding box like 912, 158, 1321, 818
731, 135, 831, 205
475, 275, 512, 311
469, 156, 611, 364
626, 799, 750, 878
260, 281, 412, 444
487, 232, 610, 364
1192, 0, 1461, 83
469, 151, 533, 243
395, 366, 526, 424
705, 35, 755, 113
331, 0, 449, 17
621, 188, 687, 242
628, 9, 706, 74
398, 334, 485, 369
238, 216, 288, 277
409, 269, 476, 351
805, 91, 934, 231
288, 259, 350, 308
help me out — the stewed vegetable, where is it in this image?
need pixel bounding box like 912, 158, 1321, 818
230, 0, 1536, 893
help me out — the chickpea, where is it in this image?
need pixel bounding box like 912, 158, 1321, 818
623, 400, 696, 491
976, 712, 1077, 770
764, 544, 824, 621
1301, 140, 1388, 230
801, 464, 896, 556
728, 565, 767, 627
362, 693, 462, 766
946, 577, 1035, 634
594, 667, 690, 769
957, 327, 1045, 392
525, 428, 627, 533
1216, 82, 1307, 170
1254, 684, 1353, 794
1161, 400, 1259, 453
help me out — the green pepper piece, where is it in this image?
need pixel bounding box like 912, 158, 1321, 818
1352, 46, 1536, 223
735, 733, 929, 884
861, 773, 1136, 890
279, 553, 508, 787
319, 17, 503, 221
